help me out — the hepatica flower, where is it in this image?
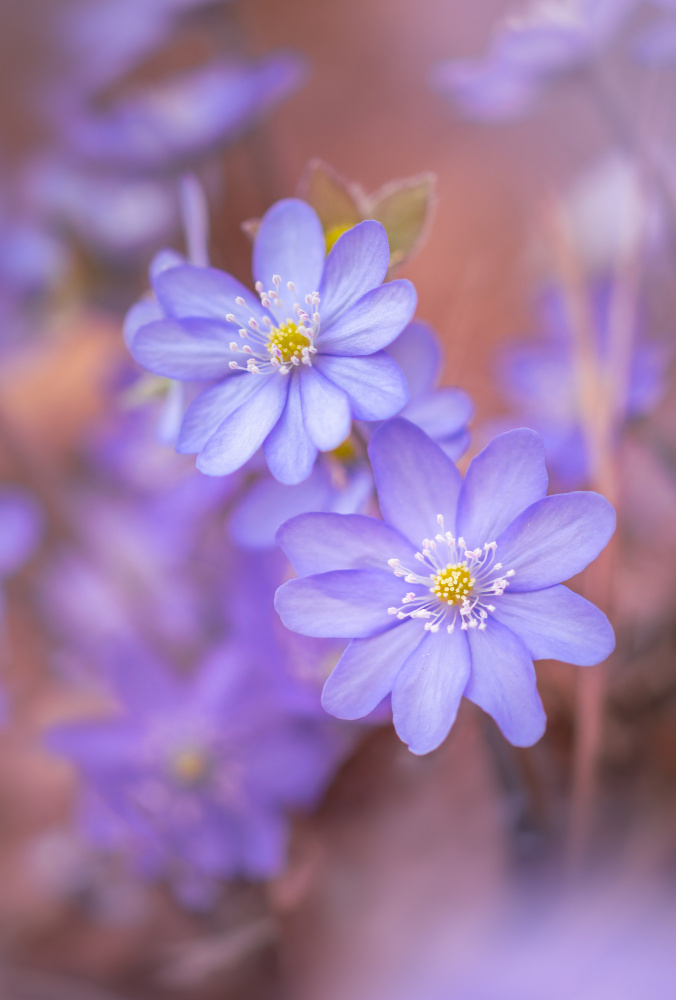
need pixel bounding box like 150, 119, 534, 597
47, 640, 347, 897
275, 419, 616, 754
497, 281, 666, 488
130, 198, 416, 483
229, 320, 473, 549
431, 0, 638, 120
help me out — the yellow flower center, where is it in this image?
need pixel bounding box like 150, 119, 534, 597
430, 563, 474, 605
325, 224, 353, 253
170, 747, 210, 785
330, 435, 358, 463
267, 321, 312, 365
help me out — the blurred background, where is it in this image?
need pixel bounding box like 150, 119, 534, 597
0, 0, 676, 997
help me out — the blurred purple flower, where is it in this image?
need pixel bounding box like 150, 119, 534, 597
46, 637, 350, 906
431, 0, 638, 120
64, 55, 306, 177
129, 199, 417, 483
229, 321, 474, 549
275, 418, 616, 754
497, 281, 667, 488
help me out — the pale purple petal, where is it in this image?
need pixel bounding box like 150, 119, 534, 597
177, 374, 266, 453
368, 417, 463, 544
197, 377, 289, 475
230, 469, 336, 550
402, 387, 474, 442
123, 297, 162, 348
465, 619, 546, 747
130, 317, 236, 380
386, 320, 441, 399
153, 264, 267, 328
493, 585, 615, 665
318, 279, 417, 355
0, 490, 43, 576
314, 352, 408, 420
318, 220, 390, 326
274, 569, 406, 638
456, 429, 549, 549
277, 511, 417, 577
321, 620, 424, 719
263, 374, 317, 485
391, 627, 471, 754
495, 492, 616, 592
299, 367, 351, 451
253, 198, 325, 299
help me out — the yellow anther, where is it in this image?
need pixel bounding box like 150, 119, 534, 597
170, 747, 210, 785
267, 321, 312, 365
430, 563, 474, 605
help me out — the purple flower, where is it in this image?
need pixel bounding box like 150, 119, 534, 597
497, 281, 666, 488
431, 0, 637, 120
275, 419, 616, 754
47, 638, 349, 900
0, 488, 43, 587
229, 320, 473, 549
64, 55, 306, 177
129, 198, 417, 483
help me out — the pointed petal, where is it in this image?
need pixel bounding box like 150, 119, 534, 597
263, 374, 317, 485
130, 317, 235, 380
277, 511, 417, 576
465, 619, 546, 747
321, 620, 424, 719
493, 585, 615, 665
177, 374, 267, 453
392, 627, 471, 754
318, 279, 417, 355
299, 366, 351, 451
318, 220, 390, 325
196, 376, 288, 476
495, 492, 616, 592
314, 352, 408, 420
274, 569, 407, 638
368, 418, 463, 544
253, 198, 325, 298
153, 264, 267, 329
456, 429, 549, 550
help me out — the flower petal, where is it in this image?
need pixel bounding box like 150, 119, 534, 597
456, 428, 549, 550
153, 264, 267, 328
253, 198, 325, 298
299, 366, 351, 451
130, 317, 235, 380
277, 511, 417, 576
402, 387, 474, 442
196, 376, 289, 476
230, 469, 336, 550
274, 568, 406, 638
386, 320, 441, 398
123, 297, 162, 348
318, 279, 417, 356
493, 585, 615, 665
263, 374, 317, 485
465, 618, 546, 747
495, 492, 616, 592
321, 620, 424, 719
392, 627, 471, 754
177, 374, 268, 453
314, 352, 408, 420
318, 220, 390, 326
368, 417, 463, 544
